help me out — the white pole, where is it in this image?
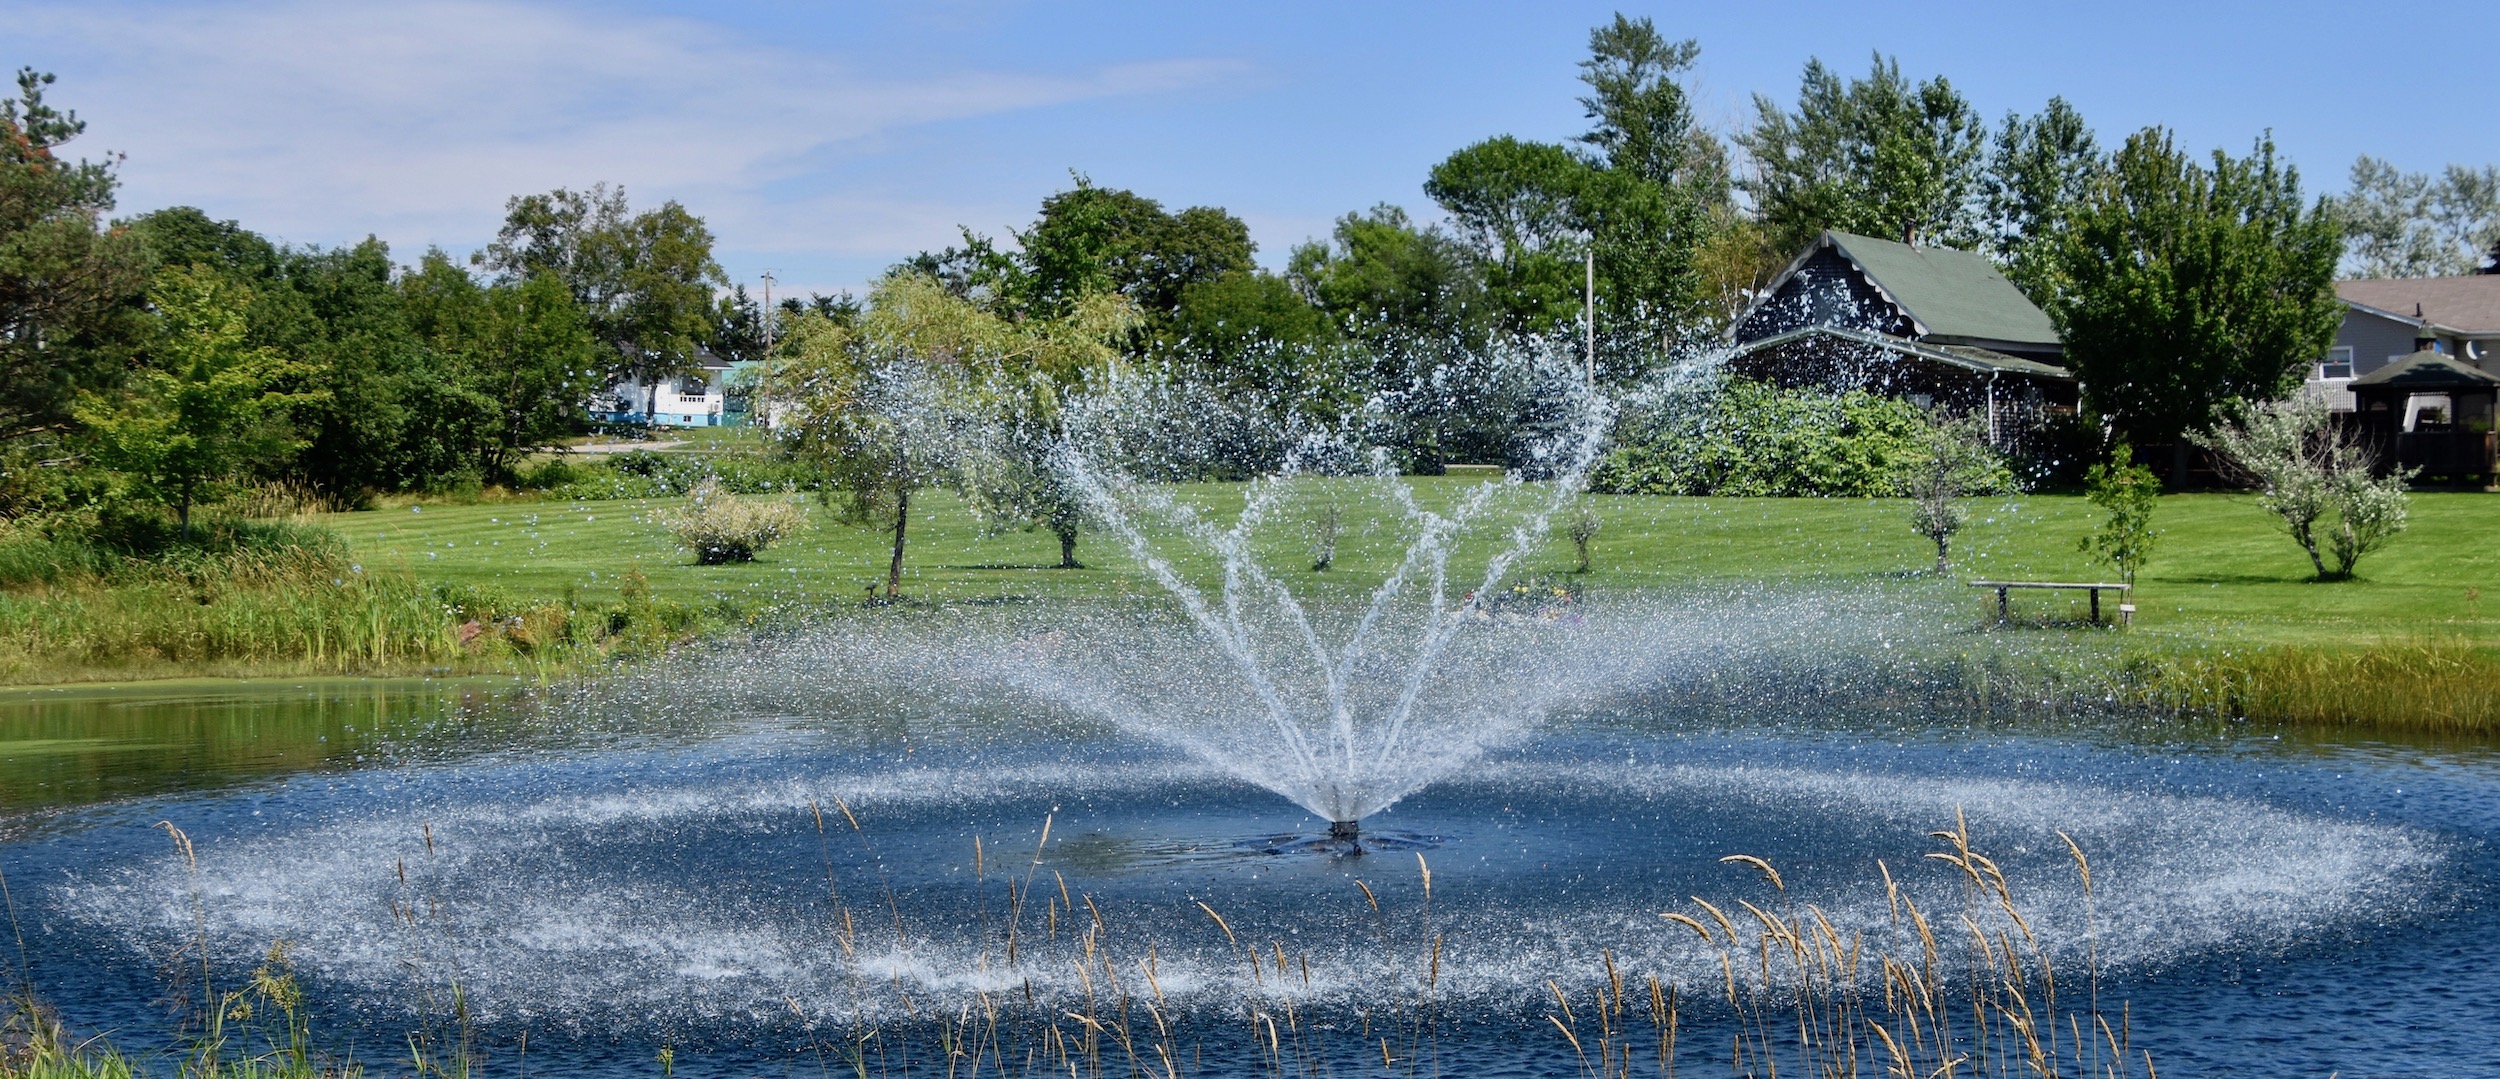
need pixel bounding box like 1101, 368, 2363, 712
1583, 245, 1595, 385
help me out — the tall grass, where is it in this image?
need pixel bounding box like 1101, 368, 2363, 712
2126, 638, 2500, 733
0, 513, 699, 685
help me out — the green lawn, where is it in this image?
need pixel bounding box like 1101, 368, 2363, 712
326, 482, 2500, 649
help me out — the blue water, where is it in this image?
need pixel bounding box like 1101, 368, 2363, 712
3, 679, 2494, 1078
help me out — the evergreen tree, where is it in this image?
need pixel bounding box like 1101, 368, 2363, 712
0, 69, 148, 447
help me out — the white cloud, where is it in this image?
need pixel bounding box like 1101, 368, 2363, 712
16, 0, 1250, 260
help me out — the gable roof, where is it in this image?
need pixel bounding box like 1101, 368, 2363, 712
1733, 324, 2073, 380
2335, 276, 2500, 335
2349, 348, 2500, 390
1780, 231, 2061, 348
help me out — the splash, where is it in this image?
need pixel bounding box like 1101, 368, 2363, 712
1030, 350, 1615, 827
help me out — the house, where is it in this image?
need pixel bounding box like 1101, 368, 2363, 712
588, 353, 758, 428
1725, 230, 2077, 450
2308, 275, 2500, 411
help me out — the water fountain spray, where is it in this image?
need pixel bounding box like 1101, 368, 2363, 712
1040, 350, 1616, 837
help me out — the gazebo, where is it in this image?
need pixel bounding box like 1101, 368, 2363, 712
2348, 349, 2499, 484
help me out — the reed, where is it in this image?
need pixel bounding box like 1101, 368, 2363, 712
2123, 638, 2500, 733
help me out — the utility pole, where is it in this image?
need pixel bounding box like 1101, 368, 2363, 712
760, 270, 776, 353
758, 270, 776, 428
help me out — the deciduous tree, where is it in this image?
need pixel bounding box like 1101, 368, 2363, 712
2331, 156, 2500, 277
2046, 129, 2346, 484
74, 267, 323, 535
476, 184, 725, 420
1738, 54, 1987, 255
1981, 97, 2102, 298
2192, 397, 2414, 579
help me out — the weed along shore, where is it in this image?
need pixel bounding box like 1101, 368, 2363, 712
7, 482, 2494, 732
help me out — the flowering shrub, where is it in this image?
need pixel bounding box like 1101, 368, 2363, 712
656, 477, 806, 564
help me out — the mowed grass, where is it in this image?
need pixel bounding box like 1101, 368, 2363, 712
326, 482, 2500, 649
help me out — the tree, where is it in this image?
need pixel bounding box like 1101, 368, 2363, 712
2192, 397, 2414, 579
400, 252, 602, 484
1162, 269, 1346, 418
476, 184, 724, 420
1424, 16, 1721, 351
1014, 180, 1253, 324
1738, 54, 1987, 255
2331, 156, 2500, 277
74, 267, 322, 535
773, 274, 1135, 593
1981, 97, 2102, 298
2078, 444, 2160, 587
2045, 129, 2346, 484
1903, 411, 2007, 575
1, 68, 148, 445
1425, 136, 1589, 336
1288, 205, 1483, 345
1567, 15, 1721, 342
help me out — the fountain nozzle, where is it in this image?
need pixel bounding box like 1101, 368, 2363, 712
1328, 820, 1361, 842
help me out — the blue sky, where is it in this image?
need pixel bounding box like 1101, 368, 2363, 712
12, 0, 2496, 299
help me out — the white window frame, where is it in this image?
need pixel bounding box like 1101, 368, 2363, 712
2316, 346, 2354, 381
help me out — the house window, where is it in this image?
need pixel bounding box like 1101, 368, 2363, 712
2316, 347, 2353, 381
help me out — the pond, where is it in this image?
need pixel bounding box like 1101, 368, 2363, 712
3, 627, 2494, 1078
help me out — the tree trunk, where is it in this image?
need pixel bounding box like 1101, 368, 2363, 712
2296, 526, 2327, 579
1935, 534, 1950, 575
884, 486, 909, 601
2170, 441, 2190, 488
1056, 527, 1082, 569
178, 483, 193, 541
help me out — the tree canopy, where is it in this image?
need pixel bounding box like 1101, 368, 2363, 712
1738, 53, 1988, 255
0, 68, 148, 445
2046, 129, 2346, 481
477, 184, 725, 415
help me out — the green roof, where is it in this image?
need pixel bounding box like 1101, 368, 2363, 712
1734, 325, 2072, 380
2349, 349, 2500, 389
1821, 231, 2061, 348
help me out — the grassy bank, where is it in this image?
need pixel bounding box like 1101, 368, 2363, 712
0, 514, 705, 686
4, 480, 2495, 730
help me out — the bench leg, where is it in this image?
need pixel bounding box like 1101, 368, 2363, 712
2090, 588, 2101, 624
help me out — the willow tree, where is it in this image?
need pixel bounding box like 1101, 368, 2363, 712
771, 274, 1134, 598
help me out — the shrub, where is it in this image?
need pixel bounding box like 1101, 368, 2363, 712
1589, 376, 1937, 497
656, 477, 806, 564
2192, 397, 2413, 580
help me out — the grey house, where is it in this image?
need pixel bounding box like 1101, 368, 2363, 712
1725, 230, 2077, 449
2312, 276, 2500, 482
2313, 276, 2500, 406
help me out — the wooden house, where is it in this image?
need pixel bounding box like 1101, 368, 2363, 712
1725, 230, 2076, 450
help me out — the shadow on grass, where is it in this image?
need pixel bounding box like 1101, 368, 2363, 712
946, 563, 1088, 571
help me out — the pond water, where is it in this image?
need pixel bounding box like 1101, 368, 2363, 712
3, 640, 2494, 1078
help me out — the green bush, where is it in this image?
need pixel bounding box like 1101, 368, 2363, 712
540, 449, 821, 501
1590, 376, 1939, 496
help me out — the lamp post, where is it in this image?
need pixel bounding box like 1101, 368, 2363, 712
1582, 237, 1596, 386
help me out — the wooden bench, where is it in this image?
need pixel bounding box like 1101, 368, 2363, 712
1967, 580, 2133, 625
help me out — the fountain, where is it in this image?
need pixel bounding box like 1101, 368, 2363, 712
3, 347, 2493, 1077
1018, 350, 1617, 836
